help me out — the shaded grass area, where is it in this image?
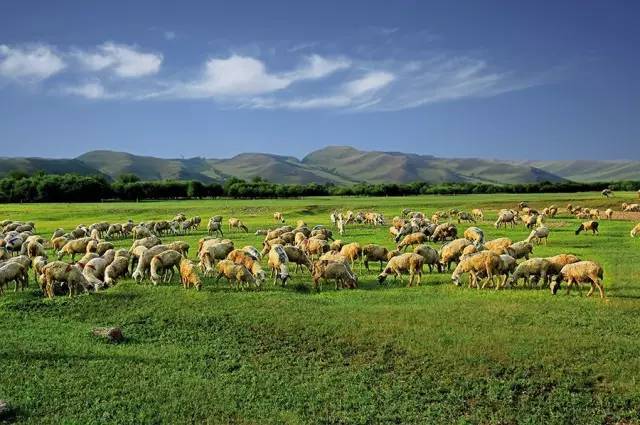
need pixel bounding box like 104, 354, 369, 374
1, 193, 640, 424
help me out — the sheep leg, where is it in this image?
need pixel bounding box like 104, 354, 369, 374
595, 280, 605, 298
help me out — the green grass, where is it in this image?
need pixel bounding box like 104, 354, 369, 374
1, 192, 640, 424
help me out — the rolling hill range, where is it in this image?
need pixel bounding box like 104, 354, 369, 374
0, 146, 638, 184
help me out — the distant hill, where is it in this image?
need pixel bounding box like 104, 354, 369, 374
0, 146, 638, 184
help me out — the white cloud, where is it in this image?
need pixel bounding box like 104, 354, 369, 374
74, 42, 162, 77
166, 54, 350, 99
0, 44, 65, 81
62, 80, 113, 99
343, 71, 395, 96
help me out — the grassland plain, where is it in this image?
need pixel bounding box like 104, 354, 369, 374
1, 192, 640, 424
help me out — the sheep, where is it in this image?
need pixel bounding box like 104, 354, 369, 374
311, 228, 333, 241
179, 258, 202, 290
254, 229, 269, 236
318, 251, 349, 264
104, 256, 130, 286
150, 250, 183, 285
228, 218, 248, 233
215, 260, 256, 289
377, 253, 424, 287
463, 227, 484, 246
267, 244, 290, 286
484, 238, 513, 255
192, 216, 202, 230
631, 223, 640, 238
524, 226, 549, 245
260, 238, 285, 257
622, 203, 640, 212
283, 245, 313, 274
552, 261, 605, 298
42, 261, 92, 298
57, 237, 93, 262
83, 250, 116, 289
173, 213, 187, 222
132, 225, 152, 240
362, 244, 389, 272
431, 223, 457, 242
329, 239, 344, 252
471, 208, 484, 221
457, 211, 476, 224
95, 242, 114, 256
26, 240, 46, 259
505, 258, 551, 288
340, 242, 363, 269
207, 218, 224, 237
166, 241, 189, 256
505, 241, 534, 260
413, 244, 441, 273
242, 245, 261, 260
32, 256, 47, 279
132, 245, 169, 283
299, 237, 330, 259
199, 241, 235, 276
273, 212, 285, 223
105, 224, 123, 239
575, 221, 599, 235
495, 210, 518, 228
129, 235, 161, 252
451, 251, 501, 289
50, 228, 65, 242
397, 232, 428, 251
0, 262, 28, 294
0, 247, 9, 262
226, 249, 266, 286
337, 217, 345, 236
312, 261, 357, 291
601, 188, 613, 198
439, 238, 473, 271
75, 252, 100, 270
544, 254, 581, 285
604, 208, 614, 220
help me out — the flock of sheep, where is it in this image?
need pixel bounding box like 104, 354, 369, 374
1, 197, 638, 299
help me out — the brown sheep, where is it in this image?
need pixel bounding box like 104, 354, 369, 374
150, 250, 183, 284
340, 242, 363, 269
397, 232, 428, 251
505, 241, 534, 260
545, 254, 580, 285
57, 237, 93, 262
439, 238, 473, 271
552, 261, 605, 298
273, 212, 285, 223
575, 221, 599, 235
484, 238, 513, 255
228, 218, 248, 233
179, 258, 202, 290
362, 244, 389, 272
451, 250, 501, 289
215, 260, 256, 289
463, 227, 484, 245
413, 244, 441, 273
377, 253, 424, 287
284, 245, 313, 274
42, 261, 92, 298
312, 261, 357, 291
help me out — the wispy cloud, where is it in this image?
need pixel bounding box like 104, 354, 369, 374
62, 80, 116, 99
164, 31, 176, 41
73, 42, 162, 78
0, 44, 65, 82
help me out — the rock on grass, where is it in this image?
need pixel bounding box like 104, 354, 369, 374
91, 327, 124, 344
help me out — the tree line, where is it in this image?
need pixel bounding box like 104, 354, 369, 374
0, 172, 638, 203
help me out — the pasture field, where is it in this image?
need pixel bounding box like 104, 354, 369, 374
1, 192, 640, 424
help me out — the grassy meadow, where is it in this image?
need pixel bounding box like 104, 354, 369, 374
1, 192, 640, 424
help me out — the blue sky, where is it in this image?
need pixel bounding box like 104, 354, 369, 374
1, 1, 638, 160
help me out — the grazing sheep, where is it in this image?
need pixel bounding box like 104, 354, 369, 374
284, 245, 313, 274
199, 241, 235, 276
544, 254, 581, 285
299, 237, 330, 259
58, 237, 93, 262
50, 228, 65, 241
601, 188, 613, 198
132, 225, 152, 240
340, 242, 363, 269
362, 244, 389, 272
439, 238, 473, 271
242, 245, 261, 260
42, 261, 92, 298
377, 253, 424, 287
397, 232, 428, 251
471, 208, 484, 221
311, 228, 334, 241
228, 218, 248, 233
329, 239, 344, 252
463, 227, 484, 246
484, 238, 513, 255
505, 241, 534, 260
495, 210, 518, 228
273, 212, 285, 223
622, 203, 640, 212
413, 244, 441, 273
26, 240, 46, 259
132, 245, 169, 283
457, 211, 476, 224
150, 250, 183, 285
552, 261, 605, 298
179, 258, 202, 290
604, 208, 614, 220
105, 224, 123, 239
75, 252, 100, 270
104, 256, 129, 286
207, 218, 224, 237
631, 223, 640, 238
166, 241, 189, 256
312, 261, 357, 291
526, 226, 550, 245
0, 262, 28, 294
505, 258, 551, 288
451, 251, 501, 289
260, 237, 285, 257
575, 221, 599, 235
83, 251, 116, 289
318, 251, 349, 264
267, 244, 290, 286
215, 260, 256, 289
431, 223, 457, 242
